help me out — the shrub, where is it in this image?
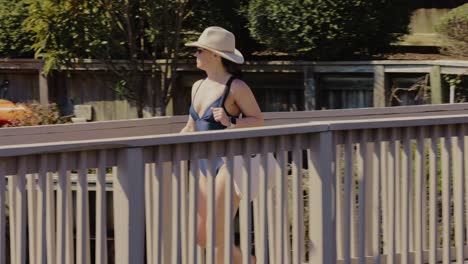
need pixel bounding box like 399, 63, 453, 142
5, 102, 68, 127
0, 0, 34, 57
243, 0, 412, 59
436, 4, 468, 57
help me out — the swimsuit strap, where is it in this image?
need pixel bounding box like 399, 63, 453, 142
192, 78, 206, 103
220, 76, 237, 116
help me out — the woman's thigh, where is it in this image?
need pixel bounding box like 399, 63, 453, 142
198, 164, 241, 220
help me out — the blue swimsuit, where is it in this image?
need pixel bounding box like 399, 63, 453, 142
189, 76, 238, 176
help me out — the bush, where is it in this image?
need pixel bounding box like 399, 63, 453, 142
4, 102, 68, 127
436, 4, 468, 57
0, 0, 34, 57
243, 0, 412, 59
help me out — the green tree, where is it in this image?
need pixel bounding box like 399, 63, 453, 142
0, 0, 34, 58
23, 0, 249, 117
24, 0, 195, 117
244, 0, 412, 59
436, 3, 468, 57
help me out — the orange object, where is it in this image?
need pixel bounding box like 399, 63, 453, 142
0, 99, 29, 122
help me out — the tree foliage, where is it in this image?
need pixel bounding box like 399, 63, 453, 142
21, 0, 248, 116
0, 0, 34, 57
244, 0, 412, 59
436, 3, 468, 57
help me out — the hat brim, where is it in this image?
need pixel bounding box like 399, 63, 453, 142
186, 42, 244, 64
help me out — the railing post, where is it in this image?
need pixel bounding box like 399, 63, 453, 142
114, 148, 145, 264
373, 65, 385, 107
308, 130, 335, 264
304, 66, 317, 110
430, 65, 442, 104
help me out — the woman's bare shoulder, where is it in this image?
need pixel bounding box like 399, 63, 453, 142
191, 79, 205, 96
230, 78, 250, 93
192, 79, 205, 88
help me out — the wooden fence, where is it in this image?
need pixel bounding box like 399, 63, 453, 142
0, 104, 468, 263
0, 59, 466, 120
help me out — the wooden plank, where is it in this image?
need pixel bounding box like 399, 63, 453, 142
240, 139, 253, 264
312, 65, 374, 73
275, 136, 288, 264
113, 148, 145, 264
401, 128, 412, 264
441, 126, 451, 264
384, 65, 432, 73
429, 126, 439, 264
387, 129, 397, 264
171, 145, 183, 264
95, 150, 107, 264
373, 66, 385, 107
291, 135, 303, 264
35, 156, 47, 264
205, 142, 217, 264
76, 152, 90, 264
414, 127, 425, 264
15, 157, 27, 264
452, 124, 464, 264
256, 138, 269, 263
372, 129, 382, 264
27, 172, 37, 264
343, 131, 353, 262
145, 163, 154, 264
188, 145, 199, 264
222, 141, 236, 264
308, 131, 334, 263
0, 161, 5, 264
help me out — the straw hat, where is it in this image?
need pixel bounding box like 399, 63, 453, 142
186, 26, 244, 64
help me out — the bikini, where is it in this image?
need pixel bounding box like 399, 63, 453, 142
189, 76, 239, 176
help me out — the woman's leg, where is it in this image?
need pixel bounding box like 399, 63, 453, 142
197, 165, 255, 264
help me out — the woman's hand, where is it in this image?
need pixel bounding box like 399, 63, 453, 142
211, 107, 231, 127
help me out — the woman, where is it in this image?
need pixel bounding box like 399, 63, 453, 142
180, 26, 262, 263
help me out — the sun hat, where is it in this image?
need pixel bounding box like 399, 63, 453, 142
186, 26, 244, 64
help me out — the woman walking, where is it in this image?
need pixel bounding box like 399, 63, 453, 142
180, 26, 263, 263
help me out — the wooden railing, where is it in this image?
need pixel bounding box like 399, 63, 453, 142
0, 110, 468, 263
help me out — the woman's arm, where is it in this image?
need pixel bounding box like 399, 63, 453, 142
213, 79, 264, 128
180, 116, 196, 133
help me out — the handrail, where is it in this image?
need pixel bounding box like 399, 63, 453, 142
1, 113, 467, 157
1, 103, 468, 146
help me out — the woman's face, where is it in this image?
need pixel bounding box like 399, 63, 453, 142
195, 48, 219, 70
